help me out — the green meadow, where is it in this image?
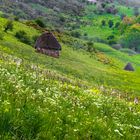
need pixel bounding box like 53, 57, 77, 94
0, 1, 140, 139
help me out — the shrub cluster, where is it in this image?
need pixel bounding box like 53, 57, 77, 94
35, 19, 46, 28
15, 30, 32, 45
4, 20, 13, 32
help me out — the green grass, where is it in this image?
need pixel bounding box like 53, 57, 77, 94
0, 53, 140, 140
117, 5, 134, 17
0, 15, 140, 139
0, 17, 140, 96
80, 10, 121, 41
80, 4, 134, 43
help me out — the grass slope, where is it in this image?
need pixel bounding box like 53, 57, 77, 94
80, 3, 135, 42
0, 49, 140, 140
0, 18, 140, 96
0, 16, 140, 139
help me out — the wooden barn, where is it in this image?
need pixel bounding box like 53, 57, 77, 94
35, 32, 61, 58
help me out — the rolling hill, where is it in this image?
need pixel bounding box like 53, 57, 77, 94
0, 0, 140, 139
0, 0, 86, 28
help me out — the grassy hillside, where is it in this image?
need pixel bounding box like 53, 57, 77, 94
81, 3, 135, 40
0, 1, 140, 139
0, 17, 140, 96
1, 51, 140, 140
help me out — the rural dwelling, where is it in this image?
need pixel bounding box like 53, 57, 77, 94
124, 62, 135, 71
35, 32, 61, 58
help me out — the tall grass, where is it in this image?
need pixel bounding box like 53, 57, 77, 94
0, 54, 140, 140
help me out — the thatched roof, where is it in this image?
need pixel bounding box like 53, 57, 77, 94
35, 32, 61, 50
124, 63, 135, 71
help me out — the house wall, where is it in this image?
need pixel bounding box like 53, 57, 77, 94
36, 48, 60, 58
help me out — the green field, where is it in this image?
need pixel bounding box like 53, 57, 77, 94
0, 52, 140, 139
0, 1, 140, 139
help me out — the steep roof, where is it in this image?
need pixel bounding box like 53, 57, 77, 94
124, 62, 135, 71
35, 32, 61, 50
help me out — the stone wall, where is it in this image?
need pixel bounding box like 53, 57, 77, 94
36, 48, 60, 58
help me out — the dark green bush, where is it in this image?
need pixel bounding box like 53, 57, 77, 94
59, 16, 65, 22
136, 16, 140, 23
108, 20, 114, 28
4, 20, 13, 32
121, 31, 140, 52
32, 35, 39, 44
107, 35, 116, 45
101, 20, 106, 26
0, 32, 4, 40
115, 22, 120, 28
71, 31, 81, 38
87, 41, 95, 53
108, 40, 117, 45
35, 19, 46, 28
14, 16, 20, 21
107, 35, 114, 40
84, 33, 87, 36
15, 30, 32, 45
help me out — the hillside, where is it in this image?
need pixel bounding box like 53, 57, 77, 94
0, 0, 140, 139
0, 0, 86, 28
1, 50, 140, 140
88, 0, 140, 6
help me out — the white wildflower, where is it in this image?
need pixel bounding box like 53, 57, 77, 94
114, 129, 123, 137
134, 97, 139, 104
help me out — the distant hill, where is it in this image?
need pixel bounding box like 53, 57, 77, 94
88, 0, 140, 6
0, 0, 85, 17
128, 0, 140, 6
0, 0, 86, 27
